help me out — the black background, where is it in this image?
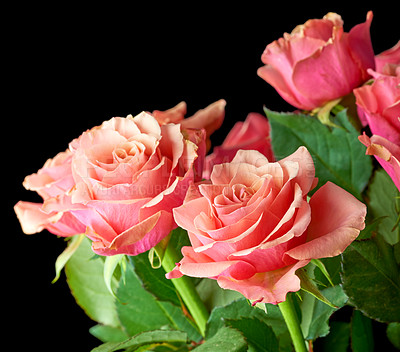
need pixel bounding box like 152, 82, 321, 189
5, 3, 399, 351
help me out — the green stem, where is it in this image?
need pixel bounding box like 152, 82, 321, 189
161, 242, 209, 337
278, 294, 308, 352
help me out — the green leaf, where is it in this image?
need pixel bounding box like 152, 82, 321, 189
206, 299, 267, 339
387, 322, 400, 349
225, 317, 279, 352
196, 278, 243, 312
317, 322, 351, 352
368, 169, 400, 245
313, 256, 342, 287
132, 252, 181, 307
299, 285, 348, 340
116, 260, 201, 342
357, 216, 383, 241
52, 234, 85, 283
157, 301, 202, 343
206, 299, 291, 352
341, 237, 400, 322
168, 227, 192, 252
260, 304, 292, 352
65, 237, 119, 327
310, 259, 334, 287
351, 310, 374, 352
89, 324, 129, 343
115, 263, 171, 336
91, 330, 187, 352
266, 109, 373, 199
193, 326, 247, 352
297, 268, 337, 308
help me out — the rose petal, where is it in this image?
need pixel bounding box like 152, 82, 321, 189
347, 11, 375, 80
359, 133, 400, 191
171, 246, 256, 280
91, 210, 174, 256
278, 146, 316, 194
152, 101, 187, 125
230, 199, 311, 271
87, 199, 148, 235
173, 197, 211, 236
131, 112, 161, 138
223, 113, 270, 147
140, 169, 196, 222
292, 12, 374, 106
231, 149, 269, 167
14, 201, 86, 237
180, 99, 226, 150
217, 260, 309, 305
354, 74, 400, 145
284, 182, 366, 260
375, 40, 400, 74
257, 64, 311, 110
101, 116, 142, 139
14, 201, 62, 234
158, 123, 184, 170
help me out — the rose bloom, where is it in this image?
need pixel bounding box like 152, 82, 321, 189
203, 112, 274, 179
15, 112, 206, 256
167, 147, 366, 304
257, 12, 375, 111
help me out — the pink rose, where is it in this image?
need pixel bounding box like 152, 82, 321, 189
152, 99, 226, 151
359, 133, 400, 191
375, 40, 400, 76
203, 112, 274, 179
257, 12, 375, 110
15, 112, 206, 256
354, 70, 400, 145
167, 148, 366, 304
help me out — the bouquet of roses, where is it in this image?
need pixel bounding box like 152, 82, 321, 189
14, 10, 399, 352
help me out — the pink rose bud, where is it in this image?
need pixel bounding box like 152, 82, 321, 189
15, 112, 206, 256
257, 12, 375, 110
167, 147, 366, 304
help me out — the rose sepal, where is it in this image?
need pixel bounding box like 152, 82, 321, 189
296, 267, 337, 309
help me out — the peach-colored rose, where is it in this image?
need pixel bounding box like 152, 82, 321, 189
152, 99, 226, 151
203, 112, 274, 179
257, 12, 375, 110
167, 148, 366, 304
15, 112, 206, 256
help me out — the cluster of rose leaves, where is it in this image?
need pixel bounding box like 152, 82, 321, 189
15, 11, 399, 307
